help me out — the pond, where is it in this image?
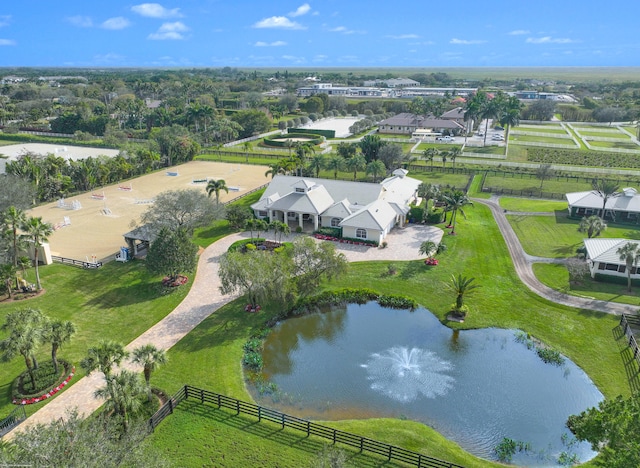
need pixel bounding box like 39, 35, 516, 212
249, 302, 603, 467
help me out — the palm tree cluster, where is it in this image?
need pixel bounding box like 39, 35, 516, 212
0, 308, 76, 391
464, 90, 523, 145
422, 146, 462, 170
82, 340, 167, 431
417, 183, 473, 234
0, 206, 53, 295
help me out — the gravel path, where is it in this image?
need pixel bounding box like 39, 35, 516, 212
476, 197, 637, 315
4, 225, 442, 438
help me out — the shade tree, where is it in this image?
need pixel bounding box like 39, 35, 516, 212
146, 228, 198, 284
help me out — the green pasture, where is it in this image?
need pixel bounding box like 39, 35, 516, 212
515, 126, 569, 135
587, 140, 640, 150
483, 174, 592, 194
499, 197, 568, 212
510, 134, 577, 145
462, 145, 505, 155
508, 213, 640, 258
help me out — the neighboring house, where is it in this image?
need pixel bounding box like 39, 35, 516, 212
378, 113, 464, 135
363, 78, 420, 88
583, 238, 640, 279
566, 187, 640, 222
251, 170, 421, 244
297, 83, 384, 97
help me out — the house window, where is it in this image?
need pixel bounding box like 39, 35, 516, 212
618, 265, 626, 273
597, 263, 605, 270
605, 263, 619, 271
331, 218, 342, 227
295, 188, 305, 193
355, 228, 367, 239
258, 211, 268, 218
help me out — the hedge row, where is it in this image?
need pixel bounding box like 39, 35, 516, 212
263, 133, 323, 147
288, 127, 336, 139
527, 147, 640, 169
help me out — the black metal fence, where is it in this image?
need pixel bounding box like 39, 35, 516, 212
51, 255, 103, 269
620, 314, 640, 372
0, 405, 26, 438
222, 183, 269, 206
149, 385, 465, 468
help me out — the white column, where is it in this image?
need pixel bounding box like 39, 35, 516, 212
298, 214, 303, 229
314, 215, 319, 231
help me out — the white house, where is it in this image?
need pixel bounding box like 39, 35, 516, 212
566, 187, 640, 222
583, 238, 640, 279
251, 170, 421, 244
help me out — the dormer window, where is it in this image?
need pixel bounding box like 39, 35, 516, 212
295, 188, 306, 193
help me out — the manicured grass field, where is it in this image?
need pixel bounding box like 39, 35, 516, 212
510, 134, 577, 145
508, 213, 640, 258
499, 197, 568, 212
515, 126, 568, 134
483, 174, 592, 195
588, 140, 640, 150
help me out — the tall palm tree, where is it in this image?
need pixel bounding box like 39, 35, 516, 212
206, 179, 229, 205
578, 215, 607, 239
617, 242, 640, 292
81, 340, 129, 379
308, 154, 326, 178
21, 216, 53, 291
294, 142, 315, 176
44, 319, 76, 374
417, 183, 441, 215
448, 147, 462, 171
94, 370, 145, 432
443, 191, 473, 234
131, 344, 167, 401
499, 96, 523, 142
3, 206, 27, 268
366, 160, 386, 182
326, 154, 345, 179
344, 154, 366, 181
0, 264, 16, 299
591, 179, 621, 220
422, 148, 438, 170
447, 274, 480, 312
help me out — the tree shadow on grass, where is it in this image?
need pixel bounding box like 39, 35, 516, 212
171, 400, 416, 468
612, 325, 640, 394
623, 230, 640, 240
83, 281, 177, 308
399, 261, 427, 280
552, 242, 582, 257
554, 210, 578, 225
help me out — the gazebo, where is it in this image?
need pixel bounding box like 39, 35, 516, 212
123, 225, 156, 258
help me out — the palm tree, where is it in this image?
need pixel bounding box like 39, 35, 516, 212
447, 274, 480, 312
294, 142, 315, 176
308, 154, 326, 178
131, 344, 167, 401
441, 151, 447, 168
447, 147, 462, 171
499, 96, 523, 142
3, 206, 26, 268
0, 264, 16, 299
206, 179, 229, 205
422, 148, 438, 170
0, 308, 47, 390
326, 154, 345, 179
366, 160, 386, 182
443, 191, 473, 234
94, 370, 145, 432
265, 162, 285, 179
344, 154, 366, 181
617, 242, 640, 292
81, 340, 129, 379
591, 179, 621, 220
242, 141, 252, 163
578, 215, 607, 239
44, 319, 76, 374
18, 256, 30, 280
21, 216, 53, 291
419, 240, 437, 259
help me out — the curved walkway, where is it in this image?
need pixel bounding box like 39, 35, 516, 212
5, 225, 442, 438
476, 197, 637, 315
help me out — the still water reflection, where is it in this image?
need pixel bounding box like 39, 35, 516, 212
250, 302, 604, 466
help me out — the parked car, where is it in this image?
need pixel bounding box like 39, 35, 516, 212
492, 134, 504, 141
477, 131, 484, 137
494, 126, 504, 131
436, 136, 454, 142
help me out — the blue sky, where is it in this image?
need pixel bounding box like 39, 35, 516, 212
0, 1, 638, 68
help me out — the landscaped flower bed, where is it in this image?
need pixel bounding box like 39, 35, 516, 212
13, 366, 75, 405
245, 304, 262, 313
162, 275, 188, 287
424, 258, 439, 266
313, 234, 375, 247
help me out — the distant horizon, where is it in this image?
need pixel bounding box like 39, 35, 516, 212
1, 2, 639, 69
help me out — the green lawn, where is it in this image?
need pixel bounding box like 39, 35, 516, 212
499, 197, 568, 212
484, 174, 592, 195
587, 140, 640, 150
533, 263, 640, 306
508, 213, 640, 258
0, 261, 192, 419
515, 126, 568, 134
509, 134, 576, 145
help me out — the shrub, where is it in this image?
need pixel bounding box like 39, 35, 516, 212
12, 359, 71, 399
245, 243, 256, 251
378, 294, 417, 310
295, 226, 302, 233
425, 210, 444, 224
315, 227, 341, 238
242, 352, 263, 372
536, 348, 565, 366
409, 206, 424, 223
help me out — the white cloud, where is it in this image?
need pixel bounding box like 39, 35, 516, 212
131, 3, 182, 18
289, 3, 311, 17
148, 21, 189, 40
386, 34, 419, 39
409, 41, 435, 46
508, 29, 530, 35
526, 36, 576, 44
0, 39, 16, 46
329, 25, 364, 35
282, 55, 306, 63
450, 38, 486, 45
0, 15, 11, 28
313, 54, 328, 62
253, 16, 305, 29
254, 41, 287, 47
101, 17, 131, 30
67, 15, 93, 28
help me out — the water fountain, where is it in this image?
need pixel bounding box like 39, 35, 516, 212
361, 346, 454, 402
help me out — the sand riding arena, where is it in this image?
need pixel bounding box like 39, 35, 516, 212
27, 161, 269, 262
